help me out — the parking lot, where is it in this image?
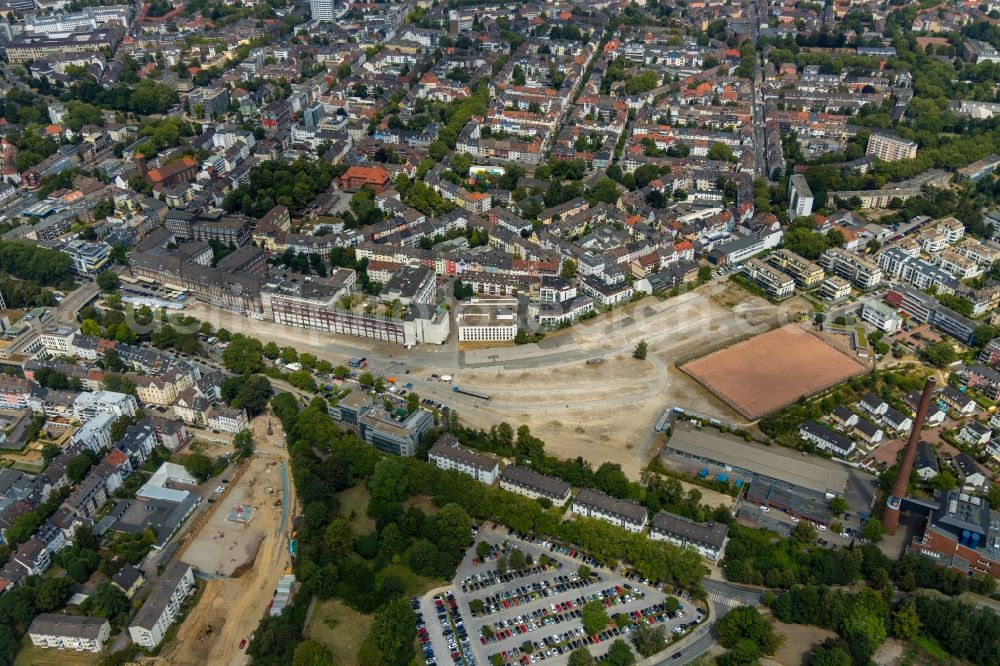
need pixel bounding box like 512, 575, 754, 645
417, 525, 703, 666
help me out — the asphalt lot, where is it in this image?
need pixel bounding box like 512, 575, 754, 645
417, 525, 703, 666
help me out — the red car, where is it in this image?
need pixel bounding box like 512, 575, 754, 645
239, 639, 247, 650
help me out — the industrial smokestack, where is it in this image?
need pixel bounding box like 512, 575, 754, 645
882, 375, 936, 535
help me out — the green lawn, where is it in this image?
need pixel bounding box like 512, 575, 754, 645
854, 327, 868, 349
337, 484, 375, 534
376, 563, 440, 596
306, 598, 373, 665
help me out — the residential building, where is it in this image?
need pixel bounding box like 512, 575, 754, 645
741, 258, 794, 298
206, 407, 249, 433
940, 386, 977, 415
914, 441, 939, 480
819, 248, 883, 290
767, 249, 824, 288
788, 175, 814, 218
571, 488, 648, 533
649, 511, 729, 561
428, 435, 500, 484
498, 465, 571, 504
818, 275, 851, 302
866, 132, 917, 162
28, 615, 111, 652
798, 420, 856, 458
111, 564, 145, 599
128, 561, 195, 649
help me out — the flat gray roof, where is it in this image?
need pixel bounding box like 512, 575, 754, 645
666, 423, 849, 496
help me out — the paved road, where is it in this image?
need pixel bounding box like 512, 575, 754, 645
646, 579, 763, 665
54, 281, 100, 325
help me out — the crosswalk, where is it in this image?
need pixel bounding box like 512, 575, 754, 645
707, 592, 742, 607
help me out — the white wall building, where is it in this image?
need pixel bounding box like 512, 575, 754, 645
128, 561, 195, 649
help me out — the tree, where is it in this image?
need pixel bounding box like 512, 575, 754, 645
920, 340, 958, 368
293, 640, 335, 666
369, 458, 408, 502
233, 429, 254, 460
359, 598, 416, 666
892, 598, 920, 641
81, 318, 101, 337
509, 548, 526, 570
578, 564, 591, 578
181, 452, 215, 482
568, 647, 595, 666
406, 392, 420, 414
35, 576, 73, 612
496, 555, 508, 575
470, 599, 485, 615
792, 521, 817, 543
708, 142, 736, 162
604, 640, 636, 666
222, 334, 265, 374
582, 599, 610, 635
808, 642, 852, 666
698, 265, 712, 283
632, 623, 668, 657
81, 582, 130, 628
222, 375, 272, 415
633, 340, 648, 360
66, 452, 94, 483
41, 442, 61, 464
96, 270, 120, 292
829, 496, 848, 516
288, 370, 317, 392
714, 606, 782, 655
862, 519, 884, 543
476, 541, 491, 560
561, 259, 578, 280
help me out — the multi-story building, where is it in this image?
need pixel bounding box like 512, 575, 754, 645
866, 132, 917, 162
73, 391, 137, 421
428, 435, 500, 484
498, 465, 571, 504
380, 266, 437, 307
788, 174, 814, 218
309, 0, 335, 20
648, 511, 729, 561
357, 407, 433, 457
741, 258, 795, 298
58, 239, 112, 276
767, 249, 824, 288
707, 231, 783, 266
818, 275, 851, 302
206, 407, 249, 433
128, 561, 195, 649
456, 299, 518, 342
819, 247, 883, 290
860, 299, 903, 334
571, 488, 648, 533
909, 491, 1000, 580
5, 27, 123, 64
187, 87, 230, 119
28, 615, 111, 652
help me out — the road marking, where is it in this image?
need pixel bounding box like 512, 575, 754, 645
708, 592, 742, 607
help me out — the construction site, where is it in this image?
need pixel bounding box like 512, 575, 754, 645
159, 414, 295, 666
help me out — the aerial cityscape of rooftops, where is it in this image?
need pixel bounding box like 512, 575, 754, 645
4, 0, 1000, 663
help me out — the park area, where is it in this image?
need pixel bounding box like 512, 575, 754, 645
681, 326, 867, 420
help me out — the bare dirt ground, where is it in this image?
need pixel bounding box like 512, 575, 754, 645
159, 414, 295, 666
188, 284, 812, 480
768, 618, 836, 666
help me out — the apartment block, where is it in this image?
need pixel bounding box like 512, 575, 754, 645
741, 258, 795, 298
28, 615, 111, 652
649, 511, 729, 561
819, 247, 883, 290
128, 561, 195, 649
767, 248, 824, 288
498, 465, 571, 504
428, 435, 499, 484
571, 488, 648, 533
866, 132, 917, 162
